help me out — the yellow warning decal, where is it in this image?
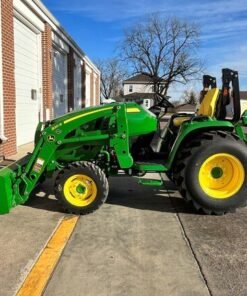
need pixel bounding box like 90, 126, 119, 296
64, 107, 113, 124
126, 107, 140, 113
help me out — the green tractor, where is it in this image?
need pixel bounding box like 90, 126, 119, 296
0, 68, 247, 215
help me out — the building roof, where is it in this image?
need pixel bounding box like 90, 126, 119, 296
30, 0, 99, 74
240, 91, 247, 101
124, 74, 166, 84
124, 92, 156, 99
112, 92, 156, 102
175, 103, 196, 113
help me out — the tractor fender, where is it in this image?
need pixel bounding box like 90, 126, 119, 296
166, 120, 234, 170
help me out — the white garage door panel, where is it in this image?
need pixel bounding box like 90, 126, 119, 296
15, 80, 38, 89
15, 39, 38, 53
15, 69, 38, 80
14, 18, 42, 146
15, 55, 38, 68
14, 53, 38, 68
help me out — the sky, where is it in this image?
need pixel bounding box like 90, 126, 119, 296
43, 0, 247, 99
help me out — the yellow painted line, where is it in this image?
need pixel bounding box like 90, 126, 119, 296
64, 107, 113, 124
16, 216, 79, 296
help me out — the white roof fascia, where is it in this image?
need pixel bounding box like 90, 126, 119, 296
21, 0, 100, 74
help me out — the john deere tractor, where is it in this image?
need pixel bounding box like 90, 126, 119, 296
0, 68, 247, 215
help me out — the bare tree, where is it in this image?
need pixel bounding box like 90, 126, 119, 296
119, 15, 203, 101
95, 58, 127, 101
181, 90, 199, 105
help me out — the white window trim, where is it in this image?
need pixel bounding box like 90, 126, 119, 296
52, 32, 69, 54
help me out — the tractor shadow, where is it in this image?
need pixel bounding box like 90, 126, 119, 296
23, 179, 62, 213
24, 176, 198, 215
106, 177, 198, 215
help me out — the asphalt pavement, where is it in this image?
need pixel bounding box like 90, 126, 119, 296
168, 180, 247, 296
0, 169, 247, 295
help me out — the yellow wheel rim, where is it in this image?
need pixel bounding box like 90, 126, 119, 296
199, 153, 245, 199
63, 174, 97, 207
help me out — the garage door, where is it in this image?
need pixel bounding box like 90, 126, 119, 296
14, 18, 42, 146
74, 55, 82, 111
53, 48, 68, 117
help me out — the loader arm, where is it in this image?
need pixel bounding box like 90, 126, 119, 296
0, 104, 135, 214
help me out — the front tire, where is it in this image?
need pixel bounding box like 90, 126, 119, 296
176, 132, 247, 215
55, 161, 109, 215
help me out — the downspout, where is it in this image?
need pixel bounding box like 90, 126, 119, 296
0, 4, 7, 143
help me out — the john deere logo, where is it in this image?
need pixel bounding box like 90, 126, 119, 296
47, 135, 55, 142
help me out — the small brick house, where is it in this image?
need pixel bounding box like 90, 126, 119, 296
0, 0, 100, 156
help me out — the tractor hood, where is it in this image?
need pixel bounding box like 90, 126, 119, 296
39, 102, 157, 139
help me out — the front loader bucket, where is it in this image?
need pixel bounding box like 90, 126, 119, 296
0, 155, 31, 214
0, 166, 15, 214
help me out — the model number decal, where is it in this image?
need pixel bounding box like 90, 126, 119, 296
51, 123, 62, 131
32, 158, 45, 173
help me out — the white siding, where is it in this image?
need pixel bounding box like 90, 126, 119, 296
124, 83, 153, 95
142, 99, 154, 109
73, 54, 82, 111
14, 17, 42, 146
241, 101, 247, 114
53, 48, 68, 117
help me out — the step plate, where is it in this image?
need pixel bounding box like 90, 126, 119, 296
134, 162, 167, 172
138, 179, 163, 186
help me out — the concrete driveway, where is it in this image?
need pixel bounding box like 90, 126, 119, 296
0, 188, 64, 296
0, 173, 247, 296
44, 175, 210, 296
169, 182, 247, 296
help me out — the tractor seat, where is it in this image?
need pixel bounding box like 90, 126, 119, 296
173, 116, 193, 127
150, 88, 220, 154
172, 88, 220, 127
198, 88, 220, 117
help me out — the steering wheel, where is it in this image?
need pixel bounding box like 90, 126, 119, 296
149, 94, 174, 117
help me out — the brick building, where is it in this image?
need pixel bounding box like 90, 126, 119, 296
0, 0, 100, 156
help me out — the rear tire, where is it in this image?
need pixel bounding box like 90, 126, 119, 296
55, 161, 109, 215
175, 131, 247, 215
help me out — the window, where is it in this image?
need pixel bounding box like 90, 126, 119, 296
151, 85, 155, 92
129, 85, 133, 92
